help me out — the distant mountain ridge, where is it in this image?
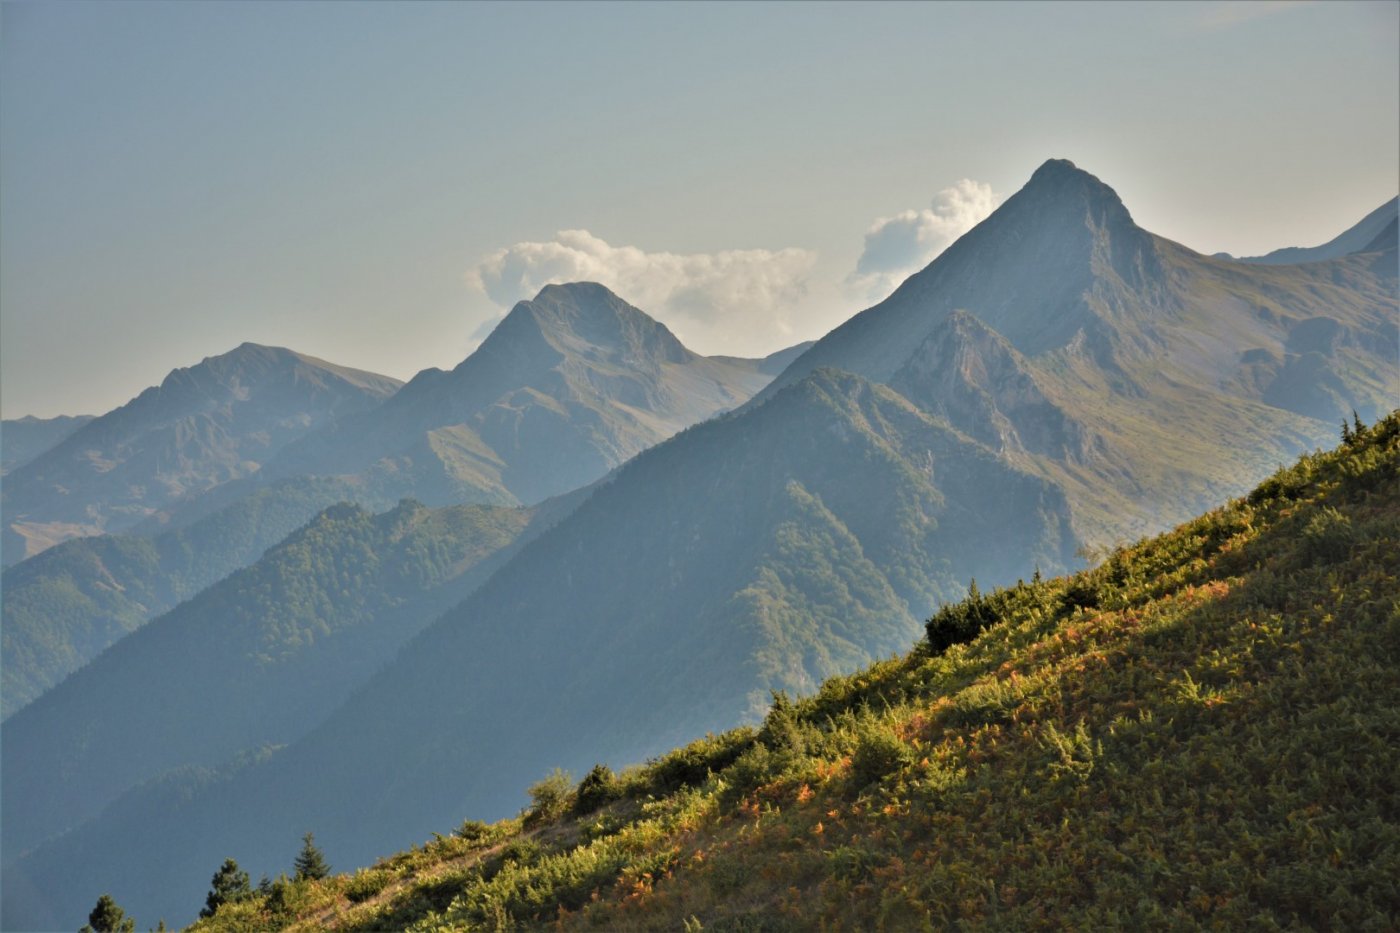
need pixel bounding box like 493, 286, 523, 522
0, 415, 95, 477
263, 282, 799, 507
1, 344, 403, 564
1227, 196, 1398, 265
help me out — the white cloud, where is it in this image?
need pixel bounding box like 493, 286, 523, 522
847, 179, 1000, 302
468, 230, 817, 355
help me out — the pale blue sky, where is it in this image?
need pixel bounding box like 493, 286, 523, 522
2, 0, 1396, 417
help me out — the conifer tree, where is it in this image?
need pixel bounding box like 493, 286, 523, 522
293, 831, 331, 880
79, 894, 135, 933
200, 857, 251, 918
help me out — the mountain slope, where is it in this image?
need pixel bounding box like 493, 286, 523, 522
758, 160, 1398, 542
0, 414, 95, 476
1, 344, 403, 564
0, 498, 540, 864
1, 475, 375, 719
262, 283, 790, 508
1235, 196, 1399, 264
192, 410, 1400, 933
2, 368, 1079, 930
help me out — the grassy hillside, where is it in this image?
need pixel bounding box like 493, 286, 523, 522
190, 410, 1399, 931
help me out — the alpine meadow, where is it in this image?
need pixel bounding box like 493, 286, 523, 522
1, 3, 1397, 931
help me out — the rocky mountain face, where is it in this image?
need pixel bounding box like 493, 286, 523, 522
262, 282, 794, 508
761, 159, 1398, 542
1, 345, 403, 565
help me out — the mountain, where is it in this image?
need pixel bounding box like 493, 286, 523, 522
0, 495, 562, 865
0, 414, 95, 476
0, 344, 403, 565
759, 160, 1398, 542
188, 410, 1400, 933
261, 283, 794, 508
2, 366, 1079, 929
6, 161, 1396, 929
1, 475, 371, 719
1231, 196, 1399, 264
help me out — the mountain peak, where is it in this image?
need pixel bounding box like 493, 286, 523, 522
1021, 158, 1134, 225
1028, 157, 1083, 181
485, 282, 693, 365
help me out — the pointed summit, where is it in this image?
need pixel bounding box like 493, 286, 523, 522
265, 283, 791, 507
492, 281, 693, 366
757, 158, 1159, 392
1018, 157, 1138, 232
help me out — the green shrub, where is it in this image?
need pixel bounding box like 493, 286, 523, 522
926, 579, 1001, 652
574, 763, 621, 815
1059, 575, 1102, 614
1300, 506, 1355, 563
455, 819, 493, 842
849, 726, 913, 789
642, 729, 756, 795
523, 768, 572, 826
344, 868, 392, 903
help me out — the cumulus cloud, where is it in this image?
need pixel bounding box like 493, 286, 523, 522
848, 179, 1000, 302
468, 230, 817, 354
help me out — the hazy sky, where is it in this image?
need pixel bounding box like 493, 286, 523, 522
2, 0, 1396, 418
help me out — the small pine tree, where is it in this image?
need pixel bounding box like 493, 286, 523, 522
293, 832, 331, 881
200, 857, 251, 918
80, 894, 135, 933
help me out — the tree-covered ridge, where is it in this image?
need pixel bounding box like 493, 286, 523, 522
1, 499, 534, 864
1, 476, 369, 718
192, 411, 1398, 931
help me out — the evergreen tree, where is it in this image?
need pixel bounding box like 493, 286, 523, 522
200, 857, 251, 918
79, 894, 135, 933
293, 831, 331, 880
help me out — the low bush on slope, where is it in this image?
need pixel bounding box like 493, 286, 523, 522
190, 412, 1400, 932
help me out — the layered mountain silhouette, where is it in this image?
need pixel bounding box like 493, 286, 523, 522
3, 160, 1396, 929
1, 476, 366, 718
0, 345, 403, 565
262, 282, 802, 507
2, 294, 798, 715
0, 494, 577, 863
0, 415, 94, 476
